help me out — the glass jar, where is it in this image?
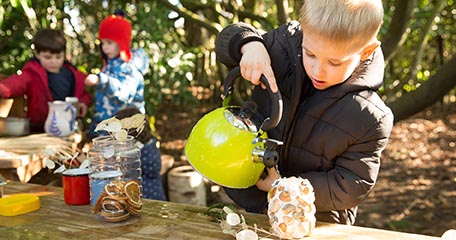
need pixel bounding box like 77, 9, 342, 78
88, 135, 142, 222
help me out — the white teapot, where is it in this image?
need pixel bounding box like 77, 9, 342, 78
44, 100, 77, 137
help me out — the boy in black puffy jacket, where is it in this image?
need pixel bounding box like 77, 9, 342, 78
215, 0, 393, 225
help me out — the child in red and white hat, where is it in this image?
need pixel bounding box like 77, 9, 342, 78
98, 9, 133, 63
85, 10, 150, 139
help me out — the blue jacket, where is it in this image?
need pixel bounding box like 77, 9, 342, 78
93, 48, 149, 123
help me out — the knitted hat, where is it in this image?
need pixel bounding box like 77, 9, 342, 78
98, 10, 132, 61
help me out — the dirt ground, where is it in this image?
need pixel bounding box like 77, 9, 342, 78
154, 101, 456, 238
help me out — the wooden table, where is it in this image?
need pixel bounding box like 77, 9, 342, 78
0, 151, 44, 183
0, 133, 80, 182
0, 182, 440, 240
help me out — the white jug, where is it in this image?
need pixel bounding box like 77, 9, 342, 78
44, 100, 77, 137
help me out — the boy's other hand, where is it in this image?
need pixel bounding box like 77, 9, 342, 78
85, 74, 99, 86
256, 167, 281, 192
240, 41, 278, 93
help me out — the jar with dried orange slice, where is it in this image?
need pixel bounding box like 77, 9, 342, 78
88, 133, 143, 222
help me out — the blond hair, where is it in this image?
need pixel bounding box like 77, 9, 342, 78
300, 0, 383, 48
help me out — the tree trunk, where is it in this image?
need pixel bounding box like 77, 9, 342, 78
388, 56, 456, 123
381, 0, 416, 62
275, 0, 289, 25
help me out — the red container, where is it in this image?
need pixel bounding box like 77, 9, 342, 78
62, 168, 90, 205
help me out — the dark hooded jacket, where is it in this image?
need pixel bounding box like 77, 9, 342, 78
215, 21, 394, 225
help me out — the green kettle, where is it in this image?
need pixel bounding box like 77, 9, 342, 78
185, 66, 283, 188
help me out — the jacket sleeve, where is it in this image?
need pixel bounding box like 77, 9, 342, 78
223, 186, 268, 214
0, 71, 31, 98
215, 22, 265, 69
97, 64, 144, 104
130, 48, 150, 75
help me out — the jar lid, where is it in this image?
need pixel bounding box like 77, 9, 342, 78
62, 168, 90, 176
0, 193, 40, 216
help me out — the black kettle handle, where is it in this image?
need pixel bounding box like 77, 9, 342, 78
223, 66, 283, 131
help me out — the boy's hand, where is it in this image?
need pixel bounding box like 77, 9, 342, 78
85, 74, 99, 86
240, 41, 278, 93
256, 167, 281, 192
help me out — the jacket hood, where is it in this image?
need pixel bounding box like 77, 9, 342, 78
346, 48, 385, 90
130, 48, 150, 75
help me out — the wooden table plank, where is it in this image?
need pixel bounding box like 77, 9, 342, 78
0, 182, 440, 240
0, 153, 45, 182
0, 133, 80, 182
0, 151, 32, 168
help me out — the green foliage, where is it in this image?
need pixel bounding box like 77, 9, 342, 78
132, 2, 197, 115
382, 0, 455, 103
0, 1, 200, 117
0, 0, 455, 121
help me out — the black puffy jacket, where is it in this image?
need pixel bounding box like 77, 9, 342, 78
215, 21, 394, 225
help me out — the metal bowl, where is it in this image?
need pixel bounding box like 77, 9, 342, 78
0, 175, 6, 198
0, 117, 30, 136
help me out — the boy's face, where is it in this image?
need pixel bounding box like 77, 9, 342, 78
35, 51, 65, 73
100, 39, 120, 59
301, 33, 378, 90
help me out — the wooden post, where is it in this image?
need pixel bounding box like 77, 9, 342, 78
167, 165, 206, 206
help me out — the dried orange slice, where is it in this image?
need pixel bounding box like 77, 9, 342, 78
105, 183, 123, 196
101, 197, 127, 212
124, 180, 141, 206
100, 209, 126, 218
127, 204, 142, 216
93, 192, 108, 213
100, 210, 130, 222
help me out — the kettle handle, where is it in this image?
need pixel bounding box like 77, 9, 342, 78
223, 66, 283, 131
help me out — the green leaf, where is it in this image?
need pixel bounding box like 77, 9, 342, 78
10, 0, 19, 8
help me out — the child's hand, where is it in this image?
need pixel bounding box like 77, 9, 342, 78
256, 167, 281, 192
78, 103, 88, 117
240, 41, 278, 93
85, 74, 99, 86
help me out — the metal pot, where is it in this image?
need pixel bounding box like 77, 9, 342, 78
0, 117, 30, 136
0, 175, 6, 198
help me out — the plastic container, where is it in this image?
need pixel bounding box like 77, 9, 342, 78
0, 194, 40, 216
88, 135, 142, 222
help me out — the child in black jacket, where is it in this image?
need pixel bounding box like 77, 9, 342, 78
215, 0, 393, 224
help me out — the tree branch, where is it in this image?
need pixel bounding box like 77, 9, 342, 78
404, 0, 446, 81
220, 1, 274, 29
157, 0, 223, 35
390, 0, 448, 96
388, 56, 456, 123
381, 0, 416, 62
